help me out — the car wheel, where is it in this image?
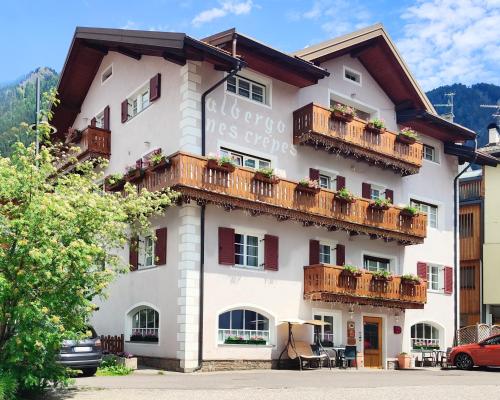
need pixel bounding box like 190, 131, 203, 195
81, 367, 98, 377
455, 353, 474, 370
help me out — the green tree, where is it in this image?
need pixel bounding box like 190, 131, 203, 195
0, 92, 177, 395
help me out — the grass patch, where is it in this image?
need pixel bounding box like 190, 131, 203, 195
96, 365, 133, 376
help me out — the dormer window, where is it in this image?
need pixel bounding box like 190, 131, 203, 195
343, 66, 361, 86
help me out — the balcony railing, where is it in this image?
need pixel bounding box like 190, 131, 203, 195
459, 178, 483, 201
139, 152, 427, 244
293, 103, 423, 176
303, 264, 427, 309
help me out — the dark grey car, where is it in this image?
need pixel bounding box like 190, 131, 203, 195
58, 326, 102, 376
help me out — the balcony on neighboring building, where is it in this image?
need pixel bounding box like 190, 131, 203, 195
293, 103, 423, 176
138, 152, 427, 244
304, 264, 427, 309
459, 177, 483, 202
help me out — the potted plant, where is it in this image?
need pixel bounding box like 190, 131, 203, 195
125, 160, 146, 183
400, 205, 419, 218
224, 335, 246, 345
105, 173, 125, 192
396, 127, 418, 145
369, 197, 392, 211
401, 274, 421, 286
148, 151, 169, 172
253, 167, 280, 184
365, 118, 386, 134
295, 178, 320, 195
334, 187, 356, 204
207, 154, 236, 173
341, 264, 363, 278
398, 352, 412, 369
371, 270, 393, 282
330, 103, 356, 123
247, 336, 267, 345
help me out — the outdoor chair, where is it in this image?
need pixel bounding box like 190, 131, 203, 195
339, 345, 358, 369
288, 340, 331, 370
421, 351, 436, 367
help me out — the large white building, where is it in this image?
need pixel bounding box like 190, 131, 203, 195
52, 24, 485, 371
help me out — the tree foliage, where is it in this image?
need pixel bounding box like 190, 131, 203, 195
0, 92, 177, 393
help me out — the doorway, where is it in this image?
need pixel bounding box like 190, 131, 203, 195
363, 316, 383, 368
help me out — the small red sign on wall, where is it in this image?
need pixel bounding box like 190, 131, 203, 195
393, 326, 402, 334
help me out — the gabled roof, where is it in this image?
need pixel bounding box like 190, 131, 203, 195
203, 28, 330, 88
444, 143, 498, 167
52, 27, 244, 137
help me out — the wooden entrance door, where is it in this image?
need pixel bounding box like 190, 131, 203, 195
363, 316, 382, 368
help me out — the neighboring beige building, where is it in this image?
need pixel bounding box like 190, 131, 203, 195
52, 24, 492, 371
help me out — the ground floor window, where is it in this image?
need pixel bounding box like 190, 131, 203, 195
218, 309, 270, 345
313, 313, 335, 347
131, 307, 159, 343
411, 322, 440, 350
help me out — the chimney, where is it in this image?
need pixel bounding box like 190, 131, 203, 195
488, 123, 499, 146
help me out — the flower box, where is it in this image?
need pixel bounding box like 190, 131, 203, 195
130, 334, 158, 343
331, 110, 354, 123
396, 134, 417, 145
295, 184, 320, 195
365, 123, 386, 135
105, 176, 125, 192
253, 171, 280, 184
369, 202, 390, 211
400, 209, 419, 218
401, 277, 421, 286
372, 274, 393, 282
207, 158, 236, 173
341, 269, 363, 278
149, 157, 169, 172
247, 339, 267, 345
224, 338, 246, 345
125, 168, 145, 183
334, 193, 356, 204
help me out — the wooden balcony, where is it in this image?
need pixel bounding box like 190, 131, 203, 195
459, 178, 483, 202
139, 152, 427, 244
304, 264, 427, 309
293, 103, 423, 176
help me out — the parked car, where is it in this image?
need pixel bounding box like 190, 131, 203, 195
58, 326, 102, 376
449, 333, 500, 370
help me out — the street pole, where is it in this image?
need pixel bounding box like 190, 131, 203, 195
35, 76, 40, 158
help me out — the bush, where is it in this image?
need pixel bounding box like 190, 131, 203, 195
0, 374, 18, 400
97, 356, 132, 376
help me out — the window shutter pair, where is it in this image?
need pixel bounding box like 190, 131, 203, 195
218, 227, 279, 271
362, 182, 394, 202
129, 227, 167, 271
417, 262, 453, 294
309, 239, 344, 266
309, 168, 345, 191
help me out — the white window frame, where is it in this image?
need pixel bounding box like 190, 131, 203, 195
220, 148, 271, 170
217, 308, 270, 345
312, 309, 342, 348
94, 110, 105, 129
411, 199, 438, 229
125, 81, 151, 122
318, 240, 337, 264
370, 183, 387, 200
411, 322, 440, 350
361, 251, 397, 274
225, 71, 272, 108
130, 306, 159, 343
234, 230, 264, 270
427, 263, 445, 293
343, 66, 362, 86
423, 144, 439, 163
101, 64, 113, 85
318, 172, 338, 191
138, 235, 155, 270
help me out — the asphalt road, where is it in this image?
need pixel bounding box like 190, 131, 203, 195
46, 367, 500, 400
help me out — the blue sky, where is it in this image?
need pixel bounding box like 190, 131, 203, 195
0, 0, 498, 90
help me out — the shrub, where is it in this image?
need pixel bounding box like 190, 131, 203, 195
398, 127, 418, 139
0, 374, 17, 400
372, 198, 392, 208
298, 178, 319, 189
372, 270, 392, 279
402, 205, 419, 216
343, 264, 361, 274
336, 187, 355, 202
369, 118, 385, 129
256, 167, 275, 178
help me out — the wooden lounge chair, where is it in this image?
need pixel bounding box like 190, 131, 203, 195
288, 340, 331, 370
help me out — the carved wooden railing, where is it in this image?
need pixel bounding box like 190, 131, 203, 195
304, 264, 427, 309
459, 178, 483, 201
139, 152, 427, 243
78, 126, 111, 159
293, 103, 423, 175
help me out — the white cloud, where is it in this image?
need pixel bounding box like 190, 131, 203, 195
192, 0, 254, 27
397, 0, 500, 90
121, 21, 139, 30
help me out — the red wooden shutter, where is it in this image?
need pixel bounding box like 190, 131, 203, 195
218, 227, 235, 266
362, 182, 371, 199
103, 105, 110, 130
149, 73, 161, 101
309, 168, 320, 181
264, 234, 279, 271
385, 189, 394, 204
129, 236, 139, 271
444, 266, 453, 294
90, 117, 96, 127
309, 239, 320, 265
121, 100, 128, 123
336, 244, 345, 266
155, 227, 167, 266
336, 176, 346, 191
417, 262, 427, 279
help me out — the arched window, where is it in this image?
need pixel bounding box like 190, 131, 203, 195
411, 323, 440, 350
130, 307, 159, 343
218, 309, 270, 345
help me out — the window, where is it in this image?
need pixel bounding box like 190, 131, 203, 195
101, 65, 112, 84
313, 313, 335, 347
370, 185, 386, 200
411, 323, 440, 349
459, 213, 474, 238
363, 255, 390, 272
427, 264, 444, 292
319, 244, 331, 264
131, 307, 159, 342
128, 84, 151, 119
482, 336, 500, 345
139, 235, 155, 269
235, 233, 262, 268
95, 111, 105, 129
319, 173, 337, 190
343, 67, 361, 85
227, 75, 267, 104
461, 266, 475, 289
411, 199, 438, 229
423, 144, 438, 162
220, 148, 270, 170
218, 309, 270, 344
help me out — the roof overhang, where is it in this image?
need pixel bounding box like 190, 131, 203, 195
203, 28, 330, 88
52, 27, 243, 137
444, 143, 498, 167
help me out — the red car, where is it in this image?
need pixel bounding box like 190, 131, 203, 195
449, 333, 500, 369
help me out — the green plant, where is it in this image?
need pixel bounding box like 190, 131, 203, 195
256, 167, 275, 178
402, 205, 419, 216
298, 178, 319, 189
107, 173, 124, 185
0, 374, 17, 400
331, 103, 356, 117
208, 153, 236, 167
96, 365, 133, 376
149, 152, 164, 166
399, 352, 408, 356
372, 270, 392, 279
401, 274, 421, 283
343, 264, 361, 274
369, 118, 385, 129
372, 197, 392, 208
336, 187, 355, 202
398, 127, 418, 139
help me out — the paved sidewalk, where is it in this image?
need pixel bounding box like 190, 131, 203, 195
47, 367, 500, 400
